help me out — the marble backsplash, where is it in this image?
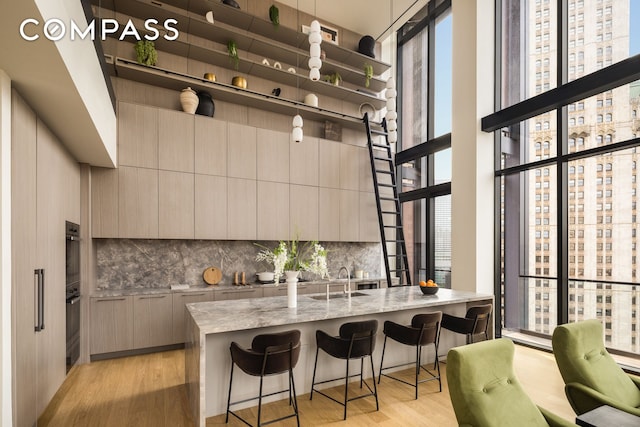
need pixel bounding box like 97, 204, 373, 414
95, 239, 381, 290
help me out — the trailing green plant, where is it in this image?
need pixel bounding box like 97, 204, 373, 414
363, 63, 374, 88
322, 72, 342, 85
269, 4, 280, 29
227, 39, 239, 69
134, 40, 157, 66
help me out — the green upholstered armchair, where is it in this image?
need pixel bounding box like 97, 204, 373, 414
551, 319, 640, 417
447, 338, 577, 427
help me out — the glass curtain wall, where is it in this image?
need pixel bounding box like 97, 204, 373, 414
491, 0, 640, 357
397, 0, 452, 286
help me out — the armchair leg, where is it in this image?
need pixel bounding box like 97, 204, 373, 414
378, 335, 388, 384
344, 359, 350, 420
370, 354, 379, 410
310, 347, 320, 400
225, 363, 234, 423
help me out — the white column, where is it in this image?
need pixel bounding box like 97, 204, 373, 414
0, 69, 13, 427
450, 0, 495, 295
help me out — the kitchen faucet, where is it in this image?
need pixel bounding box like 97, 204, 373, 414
338, 266, 351, 296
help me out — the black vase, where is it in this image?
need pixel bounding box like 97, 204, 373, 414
358, 35, 376, 58
195, 91, 215, 117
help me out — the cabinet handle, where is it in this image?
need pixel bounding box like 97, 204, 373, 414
96, 297, 126, 302
37, 269, 45, 331
34, 270, 39, 332
182, 293, 205, 297
222, 290, 255, 294
139, 295, 167, 299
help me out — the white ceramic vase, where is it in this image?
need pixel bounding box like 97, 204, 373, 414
285, 271, 299, 308
180, 87, 198, 114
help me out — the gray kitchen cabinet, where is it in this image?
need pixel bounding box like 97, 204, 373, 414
227, 123, 257, 180
319, 187, 341, 241
262, 283, 319, 298
214, 288, 264, 301
172, 290, 214, 343
159, 170, 194, 239
133, 294, 173, 349
339, 144, 361, 191
91, 167, 119, 238
90, 296, 134, 355
290, 136, 319, 186
257, 129, 289, 183
12, 91, 81, 426
158, 109, 194, 173
118, 102, 158, 169
118, 166, 158, 238
340, 190, 360, 242
359, 191, 380, 242
195, 174, 228, 239
290, 184, 319, 241
319, 139, 341, 189
195, 116, 227, 176
257, 181, 289, 240
227, 178, 257, 239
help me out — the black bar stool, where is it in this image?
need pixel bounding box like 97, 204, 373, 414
378, 311, 442, 399
441, 304, 492, 345
226, 329, 301, 427
310, 319, 379, 420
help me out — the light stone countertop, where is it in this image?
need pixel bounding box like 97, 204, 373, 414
187, 287, 493, 335
91, 277, 387, 298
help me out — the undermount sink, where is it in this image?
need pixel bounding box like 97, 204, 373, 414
308, 292, 369, 300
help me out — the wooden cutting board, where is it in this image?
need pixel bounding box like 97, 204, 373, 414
203, 267, 222, 285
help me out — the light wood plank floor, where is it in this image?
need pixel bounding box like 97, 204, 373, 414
39, 344, 575, 426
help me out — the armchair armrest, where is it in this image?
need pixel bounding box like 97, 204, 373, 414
565, 382, 640, 417
538, 406, 577, 427
628, 373, 640, 390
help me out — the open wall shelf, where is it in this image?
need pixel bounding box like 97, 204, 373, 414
108, 56, 374, 130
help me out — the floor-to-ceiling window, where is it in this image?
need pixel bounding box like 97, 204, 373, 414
489, 0, 640, 359
397, 0, 452, 286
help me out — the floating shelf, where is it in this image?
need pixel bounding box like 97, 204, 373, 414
110, 57, 376, 130
95, 0, 390, 91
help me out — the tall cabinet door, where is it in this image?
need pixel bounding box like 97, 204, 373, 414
11, 91, 38, 427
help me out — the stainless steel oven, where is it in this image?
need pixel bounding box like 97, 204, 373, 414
65, 221, 80, 373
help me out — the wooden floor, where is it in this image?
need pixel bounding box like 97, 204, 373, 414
39, 344, 575, 426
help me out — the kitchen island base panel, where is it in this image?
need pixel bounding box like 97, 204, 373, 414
186, 288, 493, 426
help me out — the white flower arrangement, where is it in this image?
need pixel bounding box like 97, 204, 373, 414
255, 239, 329, 283
305, 243, 329, 279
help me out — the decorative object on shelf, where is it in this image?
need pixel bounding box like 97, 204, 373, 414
269, 4, 279, 29
227, 39, 239, 69
180, 87, 198, 114
273, 61, 282, 69
287, 67, 296, 74
286, 271, 298, 308
322, 72, 342, 86
385, 77, 398, 143
231, 76, 247, 88
308, 20, 322, 81
359, 102, 376, 120
324, 121, 342, 141
262, 58, 270, 66
202, 266, 222, 285
358, 35, 376, 58
304, 93, 318, 107
134, 40, 157, 66
203, 72, 216, 81
222, 0, 240, 9
195, 91, 215, 117
320, 49, 326, 61
205, 10, 214, 24
363, 63, 374, 88
272, 87, 281, 96
292, 114, 303, 143
419, 279, 439, 295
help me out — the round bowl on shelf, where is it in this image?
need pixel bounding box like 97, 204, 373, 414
420, 285, 439, 295
203, 72, 216, 82
257, 272, 274, 282
232, 76, 247, 89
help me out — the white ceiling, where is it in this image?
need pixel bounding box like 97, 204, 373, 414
277, 0, 427, 40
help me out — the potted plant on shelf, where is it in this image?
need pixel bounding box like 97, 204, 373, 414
227, 39, 239, 69
322, 72, 342, 86
269, 4, 279, 29
134, 40, 158, 66
363, 63, 374, 88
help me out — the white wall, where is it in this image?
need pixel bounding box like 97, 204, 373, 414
0, 69, 13, 427
450, 0, 495, 295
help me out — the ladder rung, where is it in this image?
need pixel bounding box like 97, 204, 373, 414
389, 269, 409, 272
378, 183, 396, 188
371, 129, 388, 136
381, 211, 400, 215
379, 197, 398, 201
385, 239, 405, 243
372, 143, 389, 149
383, 225, 403, 228
374, 170, 392, 174
373, 156, 392, 162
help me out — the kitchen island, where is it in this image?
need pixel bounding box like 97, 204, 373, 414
185, 286, 493, 426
